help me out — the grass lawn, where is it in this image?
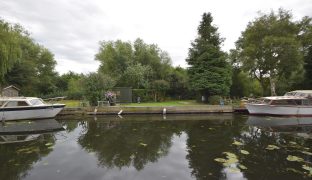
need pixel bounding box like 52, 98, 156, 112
121, 100, 205, 107
55, 100, 81, 107
54, 100, 206, 107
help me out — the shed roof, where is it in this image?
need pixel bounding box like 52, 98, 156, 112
3, 85, 20, 91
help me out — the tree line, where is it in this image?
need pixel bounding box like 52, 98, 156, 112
0, 8, 311, 105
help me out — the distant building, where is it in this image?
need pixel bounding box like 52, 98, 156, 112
1, 85, 20, 97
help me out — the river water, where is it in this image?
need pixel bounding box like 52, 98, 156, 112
0, 114, 311, 180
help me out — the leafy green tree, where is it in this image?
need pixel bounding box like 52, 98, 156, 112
83, 73, 116, 105
236, 9, 304, 95
297, 17, 312, 89
186, 12, 232, 100
121, 63, 152, 89
133, 38, 172, 80
67, 77, 84, 99
95, 38, 172, 91
302, 46, 312, 89
167, 66, 190, 99
230, 67, 263, 97
5, 36, 58, 96
152, 80, 170, 101
0, 20, 59, 97
35, 47, 58, 95
95, 40, 133, 78
0, 19, 22, 82
55, 71, 82, 92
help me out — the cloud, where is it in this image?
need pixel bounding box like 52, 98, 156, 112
0, 0, 311, 74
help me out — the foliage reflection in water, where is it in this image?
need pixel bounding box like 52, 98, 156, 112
0, 114, 311, 180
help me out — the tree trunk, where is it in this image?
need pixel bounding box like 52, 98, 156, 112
270, 77, 277, 96
154, 92, 157, 102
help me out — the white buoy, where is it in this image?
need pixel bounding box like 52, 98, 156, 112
118, 110, 123, 115
163, 108, 167, 115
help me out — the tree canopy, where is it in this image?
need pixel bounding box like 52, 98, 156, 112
0, 19, 58, 96
186, 12, 232, 99
0, 19, 23, 80
236, 9, 309, 95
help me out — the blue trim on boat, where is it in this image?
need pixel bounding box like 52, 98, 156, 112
0, 105, 65, 112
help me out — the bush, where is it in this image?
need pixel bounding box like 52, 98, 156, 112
208, 95, 221, 105
132, 89, 153, 102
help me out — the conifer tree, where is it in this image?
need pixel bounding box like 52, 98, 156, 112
186, 13, 231, 100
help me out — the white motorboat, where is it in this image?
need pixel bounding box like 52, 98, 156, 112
284, 90, 312, 97
0, 97, 65, 121
246, 96, 312, 116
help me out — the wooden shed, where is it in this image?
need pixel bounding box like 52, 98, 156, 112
112, 87, 132, 103
1, 85, 20, 97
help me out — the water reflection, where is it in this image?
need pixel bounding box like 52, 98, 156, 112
0, 119, 64, 180
77, 118, 183, 170
185, 115, 245, 179
246, 116, 312, 139
238, 116, 312, 179
0, 115, 311, 180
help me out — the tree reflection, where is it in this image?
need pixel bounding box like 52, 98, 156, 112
237, 125, 312, 179
185, 117, 244, 179
0, 134, 56, 180
78, 119, 185, 170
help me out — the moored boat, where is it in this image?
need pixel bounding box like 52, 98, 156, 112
246, 96, 312, 116
0, 97, 65, 121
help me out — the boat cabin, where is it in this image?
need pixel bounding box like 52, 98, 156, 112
285, 90, 312, 98
253, 96, 312, 106
0, 97, 46, 108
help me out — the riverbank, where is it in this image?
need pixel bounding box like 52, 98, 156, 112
59, 105, 234, 116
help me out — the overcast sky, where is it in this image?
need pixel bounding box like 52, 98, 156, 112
1, 0, 311, 74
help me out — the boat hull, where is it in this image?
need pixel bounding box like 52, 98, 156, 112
246, 103, 312, 116
0, 105, 65, 121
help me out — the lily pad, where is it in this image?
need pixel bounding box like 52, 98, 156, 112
238, 164, 248, 170
240, 150, 250, 155
286, 155, 304, 162
223, 152, 237, 159
286, 168, 302, 174
302, 165, 312, 175
214, 158, 227, 163
301, 151, 312, 156
223, 158, 239, 166
232, 140, 243, 146
228, 167, 241, 173
265, 145, 280, 150
289, 141, 297, 145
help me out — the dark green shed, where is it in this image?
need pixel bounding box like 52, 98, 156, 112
112, 87, 132, 103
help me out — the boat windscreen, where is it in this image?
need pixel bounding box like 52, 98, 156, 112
30, 99, 45, 105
